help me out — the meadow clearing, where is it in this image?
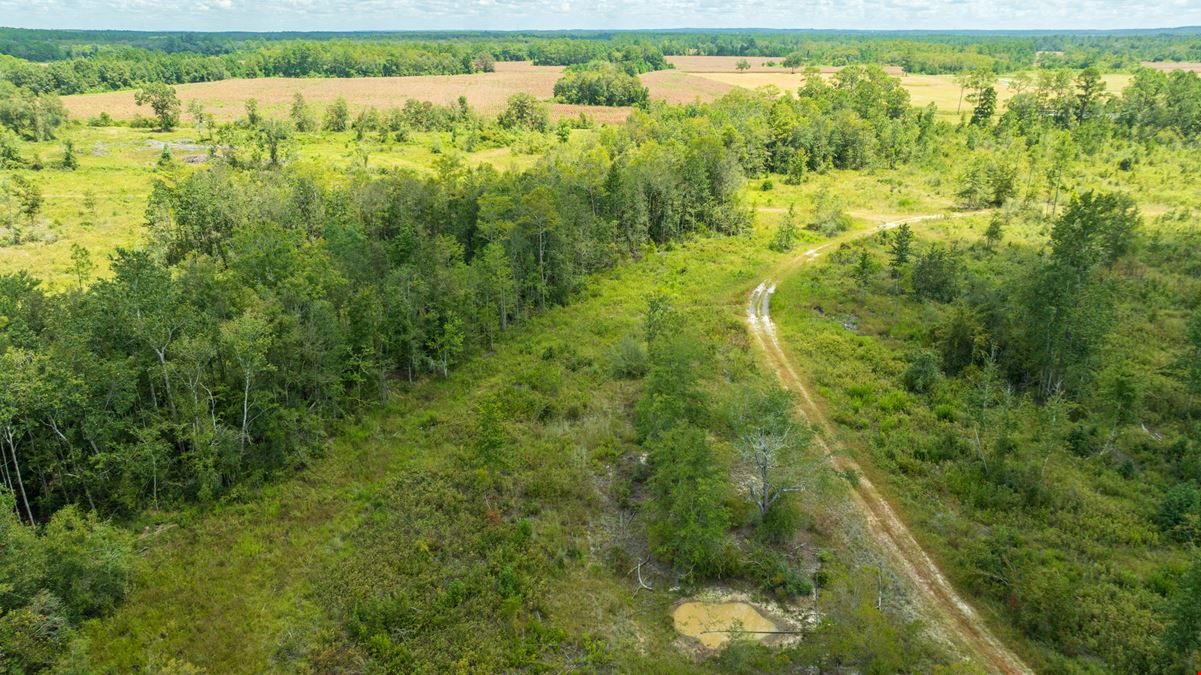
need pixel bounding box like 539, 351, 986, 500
0, 125, 548, 285
13, 58, 1138, 286
8, 25, 1201, 673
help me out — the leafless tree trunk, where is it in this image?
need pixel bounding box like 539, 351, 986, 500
4, 426, 35, 525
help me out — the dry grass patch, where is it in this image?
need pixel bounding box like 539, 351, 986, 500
1140, 61, 1201, 72
686, 70, 1132, 119
60, 62, 644, 124
60, 61, 754, 127
641, 69, 735, 104
667, 55, 903, 75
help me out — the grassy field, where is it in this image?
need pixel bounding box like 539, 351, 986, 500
74, 161, 971, 671
759, 140, 1201, 670
666, 55, 903, 75
74, 187, 772, 672
1140, 61, 1201, 72
61, 57, 1136, 134
687, 69, 1133, 120
0, 125, 548, 287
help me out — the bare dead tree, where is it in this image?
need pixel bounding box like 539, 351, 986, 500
740, 427, 809, 520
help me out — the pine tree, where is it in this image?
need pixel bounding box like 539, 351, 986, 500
888, 223, 913, 277
853, 251, 875, 289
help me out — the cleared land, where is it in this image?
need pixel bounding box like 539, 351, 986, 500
686, 69, 1132, 119
0, 125, 548, 285
1140, 61, 1201, 72
62, 61, 631, 123
62, 57, 1131, 130
667, 55, 903, 75
639, 69, 736, 103
59, 62, 732, 125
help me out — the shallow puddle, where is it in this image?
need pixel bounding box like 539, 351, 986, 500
671, 601, 781, 649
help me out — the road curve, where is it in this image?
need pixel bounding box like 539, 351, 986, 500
747, 216, 1032, 675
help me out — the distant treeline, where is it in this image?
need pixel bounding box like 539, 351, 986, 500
3, 28, 1201, 95
0, 37, 673, 95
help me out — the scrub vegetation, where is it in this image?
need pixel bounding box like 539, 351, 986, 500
2, 27, 1201, 674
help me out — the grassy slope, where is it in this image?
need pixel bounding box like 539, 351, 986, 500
79, 199, 796, 671
766, 148, 1200, 670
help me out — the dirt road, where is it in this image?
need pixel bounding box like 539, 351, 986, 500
746, 216, 1032, 675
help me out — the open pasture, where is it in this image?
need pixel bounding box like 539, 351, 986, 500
667, 55, 904, 75
0, 125, 550, 285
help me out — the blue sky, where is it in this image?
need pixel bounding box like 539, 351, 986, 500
2, 0, 1200, 32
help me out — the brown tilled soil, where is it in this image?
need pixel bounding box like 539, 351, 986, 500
640, 70, 735, 104
60, 61, 738, 125
63, 62, 568, 122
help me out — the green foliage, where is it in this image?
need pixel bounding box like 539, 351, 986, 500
608, 334, 647, 378
911, 244, 959, 302
289, 92, 316, 132
497, 93, 549, 132
57, 139, 77, 171
969, 86, 997, 126
1014, 192, 1138, 397
0, 128, 21, 168
888, 222, 913, 276
1, 118, 747, 519
645, 425, 731, 578
983, 211, 1006, 250
38, 505, 136, 620
0, 82, 66, 140
253, 118, 294, 166
0, 490, 133, 671
902, 351, 943, 394
852, 250, 876, 288
1186, 310, 1201, 396
1050, 190, 1140, 269
322, 97, 349, 132
956, 153, 1016, 208
134, 83, 181, 132
1155, 484, 1201, 543
553, 61, 648, 107
768, 205, 798, 252
808, 187, 852, 236
1165, 556, 1201, 669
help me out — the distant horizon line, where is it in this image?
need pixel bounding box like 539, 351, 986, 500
3, 25, 1201, 35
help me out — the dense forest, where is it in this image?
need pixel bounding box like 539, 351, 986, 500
2, 26, 1201, 674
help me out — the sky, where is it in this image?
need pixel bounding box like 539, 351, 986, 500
1, 0, 1200, 32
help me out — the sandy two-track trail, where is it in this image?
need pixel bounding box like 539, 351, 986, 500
746, 216, 1032, 675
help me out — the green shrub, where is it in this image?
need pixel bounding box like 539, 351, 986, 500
609, 334, 648, 378
902, 351, 943, 393
497, 93, 548, 132
1155, 483, 1201, 542
40, 505, 136, 620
